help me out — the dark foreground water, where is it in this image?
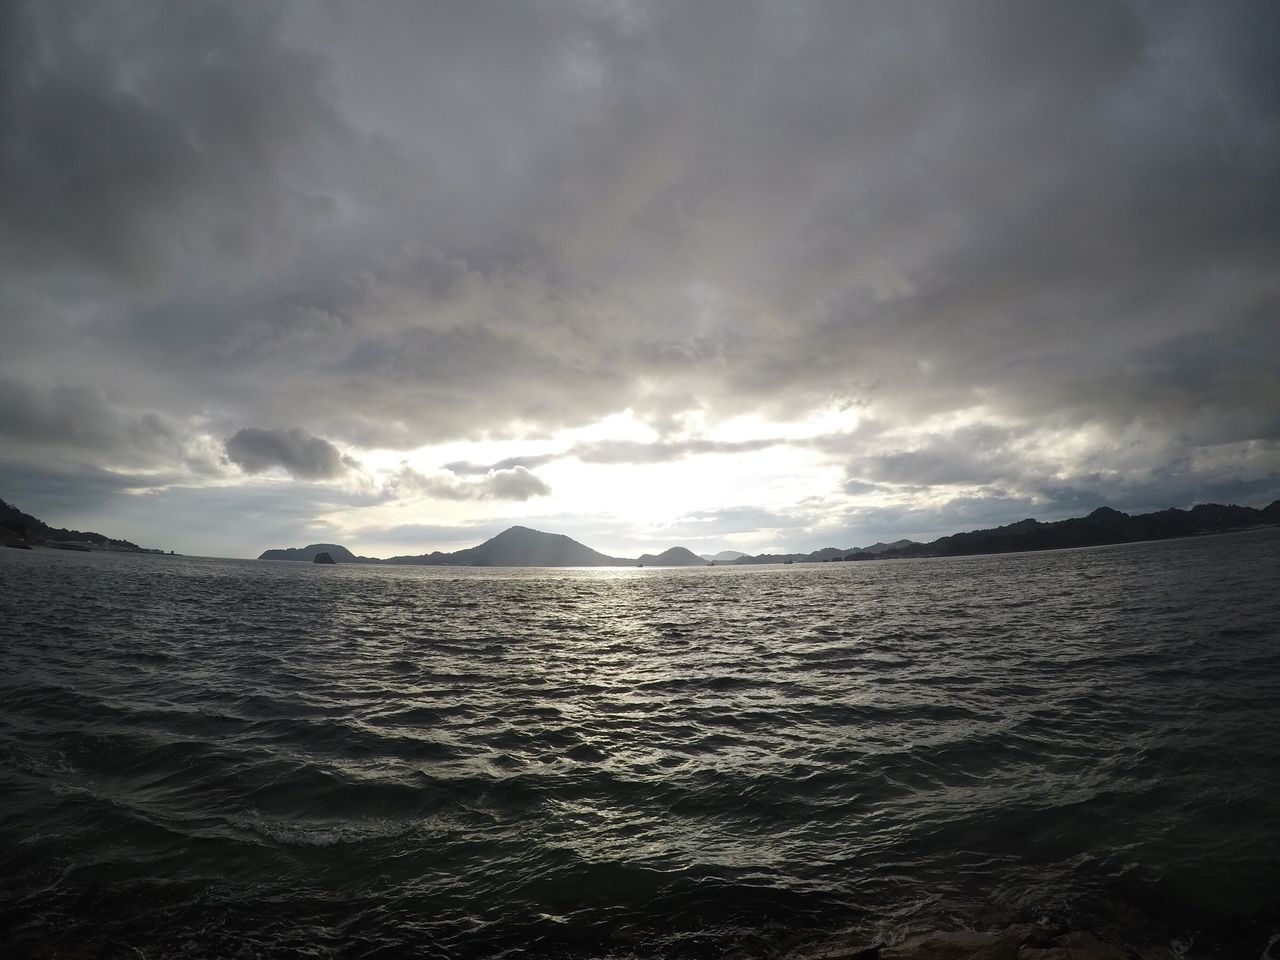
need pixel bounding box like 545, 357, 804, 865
2, 530, 1279, 959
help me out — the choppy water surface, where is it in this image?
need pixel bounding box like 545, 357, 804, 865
2, 530, 1279, 958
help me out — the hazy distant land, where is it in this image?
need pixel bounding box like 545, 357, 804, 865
259, 500, 1280, 567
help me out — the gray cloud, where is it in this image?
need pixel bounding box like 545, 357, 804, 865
444, 437, 786, 475
444, 453, 560, 476
0, 376, 222, 477
389, 465, 551, 502
224, 427, 357, 480
0, 377, 174, 452
571, 438, 784, 465
0, 1, 348, 284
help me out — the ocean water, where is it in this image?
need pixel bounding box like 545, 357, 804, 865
1, 530, 1278, 958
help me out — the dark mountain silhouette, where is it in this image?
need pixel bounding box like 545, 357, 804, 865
637, 546, 704, 566
258, 543, 378, 563
257, 501, 1280, 568
733, 539, 919, 564
852, 502, 1280, 560
0, 497, 161, 553
383, 526, 629, 567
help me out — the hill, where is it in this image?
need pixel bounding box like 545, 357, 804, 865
700, 550, 746, 562
382, 526, 630, 566
0, 497, 162, 553
857, 502, 1280, 560
265, 527, 721, 567
637, 546, 705, 566
257, 543, 379, 563
732, 539, 920, 563
255, 501, 1280, 568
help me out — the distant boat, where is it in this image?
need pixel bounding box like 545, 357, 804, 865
784, 559, 794, 565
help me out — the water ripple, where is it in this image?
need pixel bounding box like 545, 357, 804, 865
2, 529, 1279, 957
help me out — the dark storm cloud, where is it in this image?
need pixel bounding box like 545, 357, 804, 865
2, 0, 1278, 544
0, 0, 347, 283
0, 377, 176, 454
0, 458, 185, 518
0, 376, 223, 478
224, 427, 357, 480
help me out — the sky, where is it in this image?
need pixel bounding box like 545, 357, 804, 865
2, 0, 1278, 559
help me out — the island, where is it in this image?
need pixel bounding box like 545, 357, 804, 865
258, 500, 1280, 567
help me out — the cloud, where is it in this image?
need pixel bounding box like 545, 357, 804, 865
0, 376, 223, 475
570, 437, 784, 465
2, 1, 1277, 554
0, 377, 173, 451
444, 437, 788, 475
224, 427, 358, 480
444, 453, 560, 476
0, 1, 348, 284
389, 465, 551, 502
483, 466, 553, 500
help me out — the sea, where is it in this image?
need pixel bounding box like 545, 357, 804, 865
2, 529, 1278, 959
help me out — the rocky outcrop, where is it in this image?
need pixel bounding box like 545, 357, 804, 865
312, 551, 336, 564
259, 543, 369, 562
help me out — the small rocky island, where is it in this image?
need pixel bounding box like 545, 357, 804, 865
312, 551, 336, 564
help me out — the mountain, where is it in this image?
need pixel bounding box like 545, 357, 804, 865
637, 546, 705, 566
857, 502, 1280, 560
383, 526, 628, 567
700, 550, 747, 562
265, 527, 724, 567
0, 497, 162, 553
256, 501, 1280, 568
733, 551, 820, 565
859, 539, 917, 554
732, 545, 897, 564
258, 543, 379, 563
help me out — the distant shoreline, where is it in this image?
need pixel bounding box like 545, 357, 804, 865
256, 500, 1280, 568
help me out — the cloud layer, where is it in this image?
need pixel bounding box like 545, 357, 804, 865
2, 0, 1277, 554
